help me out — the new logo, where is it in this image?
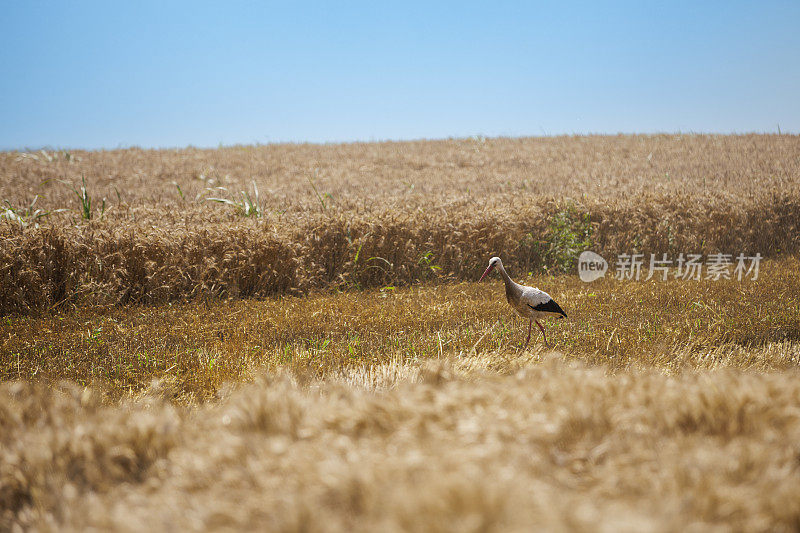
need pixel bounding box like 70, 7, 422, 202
578, 251, 608, 282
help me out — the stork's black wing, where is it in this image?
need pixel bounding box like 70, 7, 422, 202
529, 299, 567, 318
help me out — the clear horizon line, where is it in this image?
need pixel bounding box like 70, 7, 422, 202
2, 128, 796, 153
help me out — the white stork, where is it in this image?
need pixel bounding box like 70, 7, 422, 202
479, 256, 567, 349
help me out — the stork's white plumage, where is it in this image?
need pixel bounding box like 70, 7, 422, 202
479, 256, 567, 349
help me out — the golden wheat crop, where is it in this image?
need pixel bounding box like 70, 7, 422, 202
4, 134, 798, 209
4, 356, 800, 531
2, 135, 799, 312
2, 135, 800, 531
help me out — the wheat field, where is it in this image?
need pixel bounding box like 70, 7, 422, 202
2, 134, 798, 312
2, 134, 800, 531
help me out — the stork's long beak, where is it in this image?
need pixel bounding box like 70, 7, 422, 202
479, 264, 495, 282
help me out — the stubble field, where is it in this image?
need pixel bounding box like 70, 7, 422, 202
2, 134, 800, 531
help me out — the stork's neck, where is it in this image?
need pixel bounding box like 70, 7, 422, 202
497, 263, 515, 287
497, 262, 523, 301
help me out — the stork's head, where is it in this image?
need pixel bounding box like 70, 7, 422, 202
479, 256, 502, 281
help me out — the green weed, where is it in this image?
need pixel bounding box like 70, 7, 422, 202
541, 204, 593, 273
65, 176, 105, 220
206, 181, 263, 217
0, 195, 57, 227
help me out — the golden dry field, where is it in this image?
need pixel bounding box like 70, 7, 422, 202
1, 134, 798, 312
2, 134, 800, 531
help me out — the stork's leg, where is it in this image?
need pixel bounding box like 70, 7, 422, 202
535, 320, 549, 347
521, 318, 532, 350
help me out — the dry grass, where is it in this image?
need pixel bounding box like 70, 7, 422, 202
2, 257, 798, 401
3, 135, 800, 530
4, 356, 800, 531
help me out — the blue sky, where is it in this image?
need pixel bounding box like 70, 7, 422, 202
1, 1, 799, 150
